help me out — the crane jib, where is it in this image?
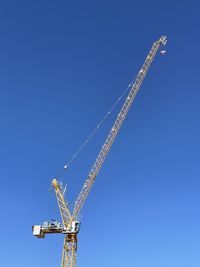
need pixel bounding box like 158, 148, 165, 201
72, 36, 167, 219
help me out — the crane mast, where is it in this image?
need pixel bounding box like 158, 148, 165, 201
32, 36, 167, 267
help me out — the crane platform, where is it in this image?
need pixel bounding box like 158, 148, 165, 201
33, 220, 81, 238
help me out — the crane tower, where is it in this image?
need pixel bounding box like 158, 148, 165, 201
33, 36, 167, 267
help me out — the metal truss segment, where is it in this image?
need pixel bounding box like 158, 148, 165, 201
62, 234, 77, 267
73, 36, 167, 219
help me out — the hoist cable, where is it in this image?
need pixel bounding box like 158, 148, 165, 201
56, 75, 137, 178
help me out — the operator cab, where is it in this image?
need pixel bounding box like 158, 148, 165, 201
65, 221, 81, 234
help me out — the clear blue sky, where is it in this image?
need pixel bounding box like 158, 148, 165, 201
0, 1, 199, 267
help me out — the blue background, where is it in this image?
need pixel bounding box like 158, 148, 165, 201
0, 1, 199, 266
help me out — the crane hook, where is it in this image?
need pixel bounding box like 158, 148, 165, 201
160, 50, 166, 55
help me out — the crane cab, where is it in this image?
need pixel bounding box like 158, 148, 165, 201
72, 221, 81, 233
65, 221, 81, 234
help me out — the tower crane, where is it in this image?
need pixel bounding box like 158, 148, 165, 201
33, 35, 167, 267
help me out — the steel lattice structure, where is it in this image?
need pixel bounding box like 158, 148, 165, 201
33, 36, 167, 267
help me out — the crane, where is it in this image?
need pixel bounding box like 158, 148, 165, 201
33, 35, 167, 267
